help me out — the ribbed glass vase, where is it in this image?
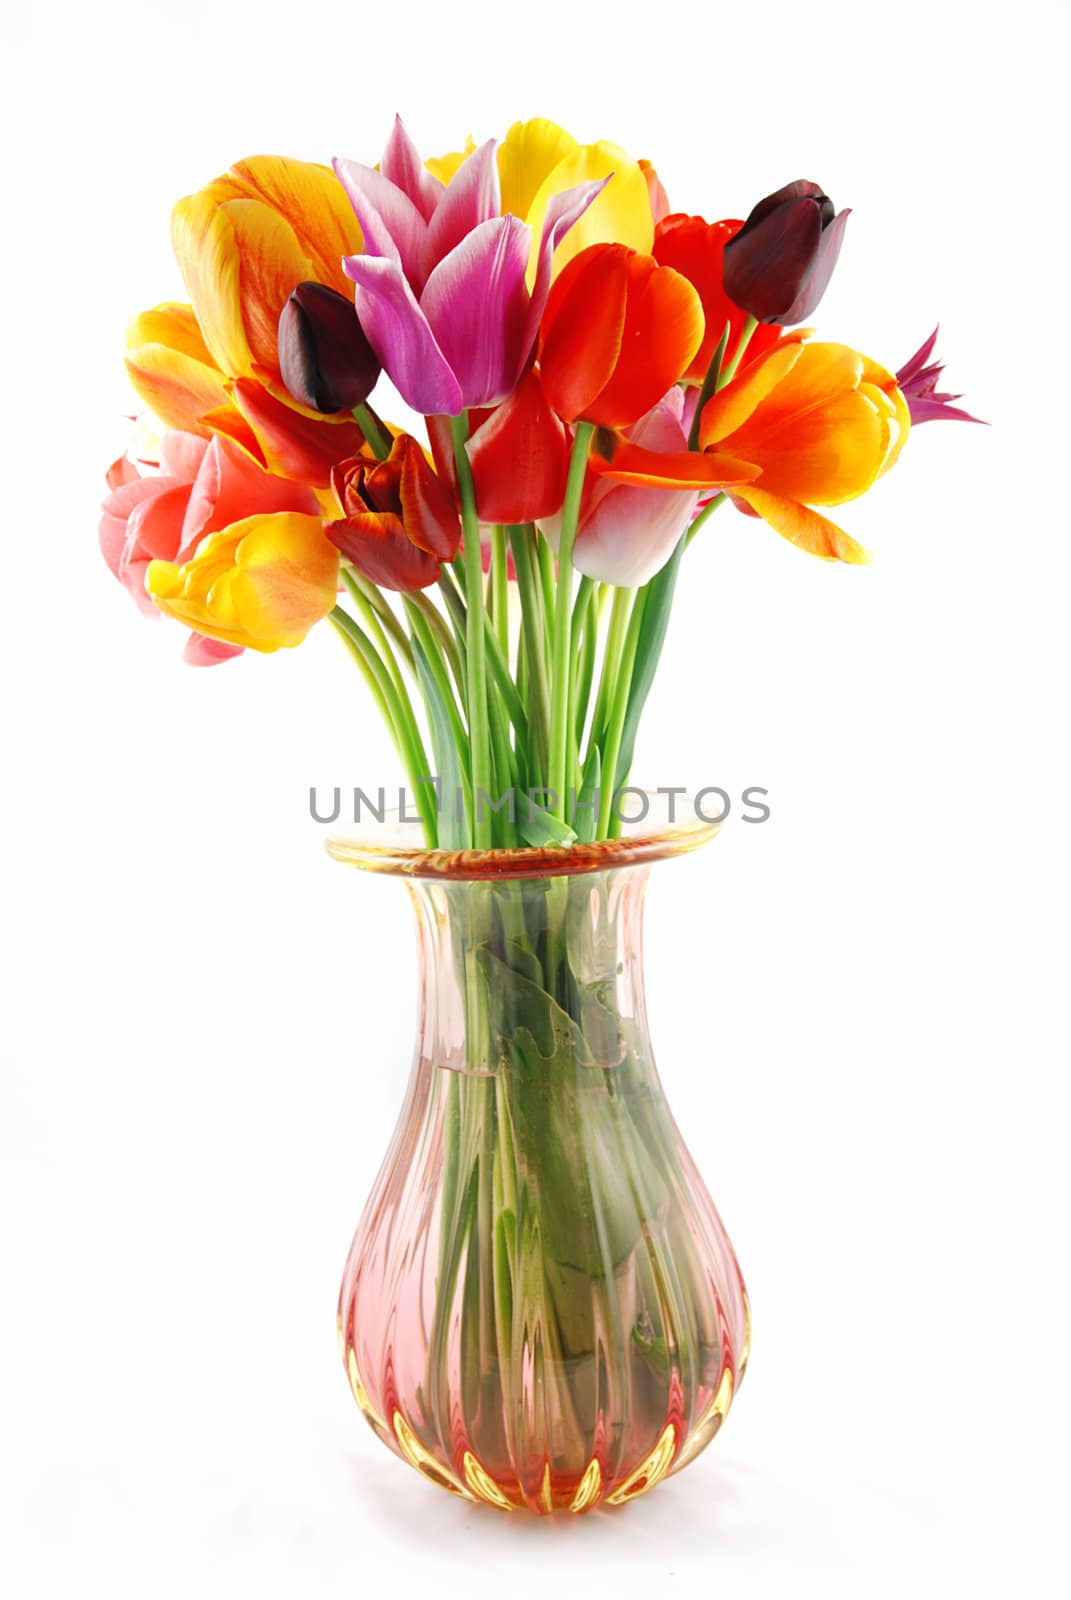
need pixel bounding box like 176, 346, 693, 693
329, 815, 748, 1513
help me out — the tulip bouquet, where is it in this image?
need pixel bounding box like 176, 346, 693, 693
101, 117, 979, 1510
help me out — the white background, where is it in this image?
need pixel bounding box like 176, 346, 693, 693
3, 0, 1069, 1593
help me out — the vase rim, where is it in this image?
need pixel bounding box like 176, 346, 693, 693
325, 794, 720, 881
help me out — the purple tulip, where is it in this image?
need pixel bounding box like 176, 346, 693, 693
895, 327, 985, 425
723, 179, 850, 325
332, 117, 607, 417
278, 282, 381, 413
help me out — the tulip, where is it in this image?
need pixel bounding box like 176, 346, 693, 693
171, 155, 363, 400
326, 434, 461, 591
638, 159, 671, 226
426, 370, 570, 524
722, 180, 850, 325
497, 117, 657, 280
895, 327, 985, 425
540, 392, 699, 587
539, 243, 704, 428
124, 304, 231, 437
590, 339, 910, 563
278, 282, 381, 414
652, 215, 784, 382
100, 430, 318, 664
333, 119, 607, 414
146, 510, 339, 652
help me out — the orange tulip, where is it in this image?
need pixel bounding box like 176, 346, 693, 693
590, 339, 910, 562
539, 244, 704, 428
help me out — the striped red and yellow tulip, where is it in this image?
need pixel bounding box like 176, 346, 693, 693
103, 114, 979, 847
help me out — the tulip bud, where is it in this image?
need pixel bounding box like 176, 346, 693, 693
278, 282, 380, 413
722, 181, 850, 326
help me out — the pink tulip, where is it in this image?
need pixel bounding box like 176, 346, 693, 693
100, 430, 318, 663
333, 117, 607, 416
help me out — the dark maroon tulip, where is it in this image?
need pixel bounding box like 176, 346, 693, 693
278, 282, 380, 413
723, 180, 850, 325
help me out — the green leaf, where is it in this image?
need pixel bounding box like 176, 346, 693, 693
515, 796, 577, 849
612, 535, 686, 793
412, 634, 470, 849
573, 745, 601, 844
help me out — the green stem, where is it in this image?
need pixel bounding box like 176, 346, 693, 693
719, 314, 759, 388
340, 569, 411, 713
588, 585, 632, 759
329, 606, 437, 846
450, 412, 494, 848
687, 322, 730, 451
685, 492, 727, 547
508, 526, 550, 788
549, 422, 594, 821
597, 591, 644, 838
490, 525, 509, 660
352, 401, 392, 461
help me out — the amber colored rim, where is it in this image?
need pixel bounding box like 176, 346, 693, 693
325, 807, 720, 882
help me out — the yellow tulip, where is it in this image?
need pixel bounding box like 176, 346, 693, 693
170, 155, 363, 405
496, 118, 656, 284
146, 511, 339, 652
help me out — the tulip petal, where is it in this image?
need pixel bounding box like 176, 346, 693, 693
327, 511, 443, 591
180, 435, 318, 556
397, 438, 462, 560
466, 371, 570, 523
221, 198, 320, 376
125, 304, 231, 436
343, 253, 464, 415
148, 511, 338, 651
333, 157, 428, 288
184, 632, 244, 666
214, 380, 365, 487
218, 156, 363, 296
652, 215, 784, 382
526, 141, 654, 281
523, 178, 609, 341
587, 258, 704, 428
573, 402, 698, 586
733, 487, 870, 563
171, 193, 252, 378
698, 341, 806, 446
498, 117, 579, 219
573, 476, 698, 587
420, 216, 531, 409
717, 344, 884, 506
380, 114, 444, 223
423, 138, 501, 277
781, 208, 850, 325
539, 245, 628, 423
589, 434, 761, 490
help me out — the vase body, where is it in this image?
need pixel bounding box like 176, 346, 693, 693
333, 829, 748, 1512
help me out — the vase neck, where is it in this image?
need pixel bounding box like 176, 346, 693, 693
406, 867, 652, 1077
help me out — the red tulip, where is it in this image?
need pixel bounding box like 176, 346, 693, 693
426, 370, 570, 525
652, 214, 784, 381
539, 243, 704, 428
326, 434, 460, 590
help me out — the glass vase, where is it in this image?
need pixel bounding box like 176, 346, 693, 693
329, 815, 749, 1513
